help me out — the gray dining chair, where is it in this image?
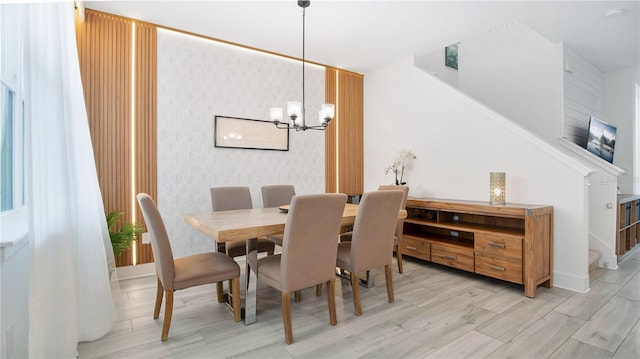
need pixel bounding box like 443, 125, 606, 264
377, 185, 410, 273
336, 190, 403, 316
248, 193, 347, 344
261, 184, 296, 246
137, 193, 241, 341
341, 185, 409, 273
210, 186, 276, 257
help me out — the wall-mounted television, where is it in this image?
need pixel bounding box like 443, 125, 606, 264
586, 116, 616, 163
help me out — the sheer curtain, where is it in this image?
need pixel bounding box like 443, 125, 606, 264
26, 2, 116, 357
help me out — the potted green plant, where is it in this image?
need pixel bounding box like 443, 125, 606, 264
106, 211, 145, 257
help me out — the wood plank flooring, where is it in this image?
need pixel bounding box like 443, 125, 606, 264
78, 250, 640, 358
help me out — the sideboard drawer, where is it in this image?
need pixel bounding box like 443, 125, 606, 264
400, 236, 431, 261
475, 252, 522, 284
431, 243, 474, 272
475, 232, 523, 260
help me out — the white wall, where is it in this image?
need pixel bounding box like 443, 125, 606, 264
0, 239, 29, 359
459, 23, 564, 143
156, 29, 325, 258
605, 65, 640, 194
587, 171, 620, 268
364, 56, 592, 293
414, 48, 458, 88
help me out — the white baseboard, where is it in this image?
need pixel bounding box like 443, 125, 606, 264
553, 270, 590, 294
116, 262, 155, 280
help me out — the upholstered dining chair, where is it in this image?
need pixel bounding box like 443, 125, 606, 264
340, 185, 409, 273
248, 193, 347, 344
336, 190, 403, 316
261, 184, 296, 246
377, 185, 410, 273
210, 186, 276, 257
137, 193, 241, 342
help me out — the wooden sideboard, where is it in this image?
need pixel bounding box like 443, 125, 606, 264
401, 198, 553, 298
617, 194, 640, 260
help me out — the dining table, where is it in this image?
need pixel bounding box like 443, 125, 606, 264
184, 203, 407, 325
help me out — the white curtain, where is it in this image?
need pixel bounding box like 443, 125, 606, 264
26, 2, 116, 357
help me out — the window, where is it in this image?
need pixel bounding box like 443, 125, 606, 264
0, 4, 27, 245
1, 82, 15, 212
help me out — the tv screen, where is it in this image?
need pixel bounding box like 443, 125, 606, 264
586, 116, 616, 163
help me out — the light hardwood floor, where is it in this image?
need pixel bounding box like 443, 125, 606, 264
78, 250, 640, 358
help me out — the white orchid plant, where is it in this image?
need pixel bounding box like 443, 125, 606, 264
384, 149, 416, 185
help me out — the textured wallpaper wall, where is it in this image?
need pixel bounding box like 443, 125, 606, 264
157, 29, 325, 257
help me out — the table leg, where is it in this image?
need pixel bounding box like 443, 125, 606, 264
361, 269, 376, 288
243, 238, 258, 325
336, 269, 376, 288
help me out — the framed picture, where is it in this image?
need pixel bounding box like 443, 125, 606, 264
214, 115, 289, 151
445, 43, 458, 70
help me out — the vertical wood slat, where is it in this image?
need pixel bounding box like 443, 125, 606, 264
76, 10, 134, 266
325, 68, 364, 196
134, 22, 157, 265
325, 68, 338, 193
337, 71, 364, 195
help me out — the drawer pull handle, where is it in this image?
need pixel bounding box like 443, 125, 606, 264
441, 255, 457, 261
488, 264, 505, 272
406, 246, 418, 251
488, 242, 506, 249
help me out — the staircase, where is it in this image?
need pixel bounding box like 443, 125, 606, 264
589, 248, 602, 272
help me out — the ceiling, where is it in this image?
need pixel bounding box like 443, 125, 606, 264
85, 1, 640, 74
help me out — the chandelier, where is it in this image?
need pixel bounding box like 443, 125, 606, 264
269, 0, 335, 131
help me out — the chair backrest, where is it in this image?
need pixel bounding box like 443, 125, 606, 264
280, 193, 347, 293
377, 185, 409, 239
136, 193, 175, 290
261, 185, 296, 208
350, 190, 404, 273
210, 186, 253, 211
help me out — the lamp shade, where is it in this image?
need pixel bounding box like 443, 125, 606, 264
270, 107, 283, 123
489, 172, 506, 205
320, 103, 335, 121
287, 101, 302, 119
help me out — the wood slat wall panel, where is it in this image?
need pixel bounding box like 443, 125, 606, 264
134, 22, 157, 264
337, 71, 364, 195
325, 68, 338, 193
77, 11, 134, 266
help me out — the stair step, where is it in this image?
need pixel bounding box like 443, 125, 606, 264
589, 249, 602, 266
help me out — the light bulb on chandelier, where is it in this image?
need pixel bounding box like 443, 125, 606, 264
269, 0, 335, 131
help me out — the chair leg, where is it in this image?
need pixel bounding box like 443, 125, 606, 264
327, 279, 337, 326
282, 292, 294, 344
350, 273, 362, 316
161, 290, 174, 342
294, 290, 302, 303
216, 282, 224, 303
153, 277, 163, 319
396, 244, 404, 274
385, 264, 394, 303
316, 283, 323, 296
231, 277, 241, 322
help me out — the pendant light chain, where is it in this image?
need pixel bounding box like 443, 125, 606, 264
302, 5, 306, 126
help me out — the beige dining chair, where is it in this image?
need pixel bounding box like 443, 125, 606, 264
336, 190, 403, 316
248, 193, 347, 344
137, 193, 241, 342
378, 185, 410, 273
340, 185, 409, 273
261, 184, 296, 246
210, 186, 276, 257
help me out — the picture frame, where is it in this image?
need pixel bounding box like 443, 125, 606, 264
214, 115, 289, 151
445, 43, 458, 70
